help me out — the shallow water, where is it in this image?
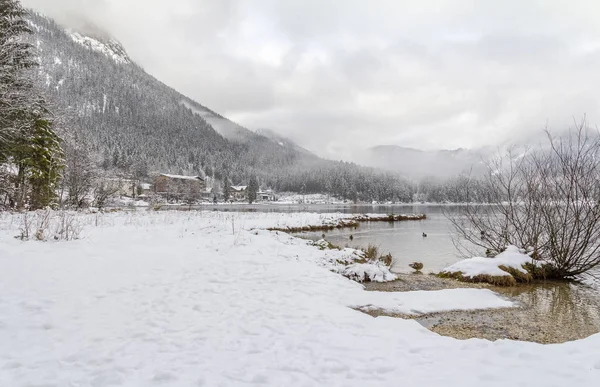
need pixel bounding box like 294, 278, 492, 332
420, 280, 600, 343
284, 204, 600, 342
293, 205, 471, 273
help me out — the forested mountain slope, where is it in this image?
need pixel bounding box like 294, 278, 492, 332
29, 12, 417, 201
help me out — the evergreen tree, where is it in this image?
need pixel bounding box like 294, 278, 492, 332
222, 172, 231, 201
247, 175, 258, 204
0, 0, 64, 209
22, 116, 64, 208
0, 0, 37, 159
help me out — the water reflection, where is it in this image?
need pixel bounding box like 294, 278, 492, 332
494, 281, 600, 339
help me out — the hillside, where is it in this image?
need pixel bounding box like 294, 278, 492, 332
28, 12, 415, 201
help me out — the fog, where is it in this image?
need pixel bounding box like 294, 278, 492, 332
22, 0, 600, 162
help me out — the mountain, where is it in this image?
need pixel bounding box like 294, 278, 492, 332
255, 129, 316, 157
359, 145, 488, 178
27, 12, 416, 202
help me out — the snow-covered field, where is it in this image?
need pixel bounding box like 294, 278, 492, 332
1, 210, 599, 386
276, 192, 345, 204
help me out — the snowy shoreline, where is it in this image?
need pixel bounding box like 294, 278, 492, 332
1, 210, 599, 386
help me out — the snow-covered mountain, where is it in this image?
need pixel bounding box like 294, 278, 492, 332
27, 12, 413, 201
67, 31, 131, 65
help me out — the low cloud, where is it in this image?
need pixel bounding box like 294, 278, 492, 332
23, 0, 600, 159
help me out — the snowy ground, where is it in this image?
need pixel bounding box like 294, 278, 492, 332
1, 211, 599, 386
275, 192, 345, 204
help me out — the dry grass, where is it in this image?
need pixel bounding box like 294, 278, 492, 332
362, 244, 379, 260
409, 262, 424, 271
438, 259, 542, 287
269, 214, 426, 233
498, 265, 533, 283
268, 220, 359, 233
438, 271, 518, 287
380, 253, 393, 266
354, 214, 427, 222
356, 245, 394, 267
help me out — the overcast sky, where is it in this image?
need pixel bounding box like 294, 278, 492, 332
23, 0, 600, 160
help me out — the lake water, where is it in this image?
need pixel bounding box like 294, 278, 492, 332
200, 203, 468, 272
286, 205, 472, 273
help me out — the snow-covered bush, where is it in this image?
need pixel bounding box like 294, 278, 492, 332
310, 239, 397, 283
439, 246, 540, 286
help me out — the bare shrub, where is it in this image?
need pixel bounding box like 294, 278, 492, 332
17, 211, 32, 240
92, 179, 122, 209
380, 253, 393, 266
362, 244, 379, 260
449, 120, 600, 279
15, 210, 82, 241
54, 211, 82, 241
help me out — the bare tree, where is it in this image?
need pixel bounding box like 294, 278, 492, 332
92, 178, 123, 210
60, 140, 95, 208
449, 119, 600, 278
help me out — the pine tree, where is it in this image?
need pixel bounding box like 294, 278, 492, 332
0, 0, 64, 209
222, 172, 231, 201
247, 175, 258, 204
0, 0, 37, 159
23, 116, 64, 208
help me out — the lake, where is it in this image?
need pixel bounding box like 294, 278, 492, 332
285, 204, 472, 273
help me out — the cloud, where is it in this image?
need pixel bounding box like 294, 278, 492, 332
22, 0, 600, 160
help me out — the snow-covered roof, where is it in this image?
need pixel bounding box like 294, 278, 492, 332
231, 185, 247, 191
141, 183, 152, 190
160, 174, 204, 181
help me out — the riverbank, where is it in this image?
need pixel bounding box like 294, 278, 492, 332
365, 274, 600, 344
266, 213, 426, 232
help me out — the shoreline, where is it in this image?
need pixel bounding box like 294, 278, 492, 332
267, 213, 426, 232
364, 274, 600, 344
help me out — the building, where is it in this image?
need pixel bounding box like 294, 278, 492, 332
154, 174, 205, 202
230, 185, 247, 201
257, 189, 276, 201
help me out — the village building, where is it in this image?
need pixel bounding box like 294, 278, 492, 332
257, 189, 276, 201
154, 174, 205, 202
139, 182, 153, 195
230, 185, 247, 201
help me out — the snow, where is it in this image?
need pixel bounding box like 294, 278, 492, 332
277, 192, 345, 204
441, 245, 536, 278
342, 262, 398, 282
1, 212, 599, 386
231, 185, 247, 191
351, 288, 513, 315
68, 31, 130, 65
107, 196, 150, 208
160, 173, 203, 181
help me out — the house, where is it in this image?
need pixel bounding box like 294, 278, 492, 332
154, 174, 205, 202
102, 177, 137, 198
257, 189, 276, 201
230, 185, 247, 201
139, 183, 153, 195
